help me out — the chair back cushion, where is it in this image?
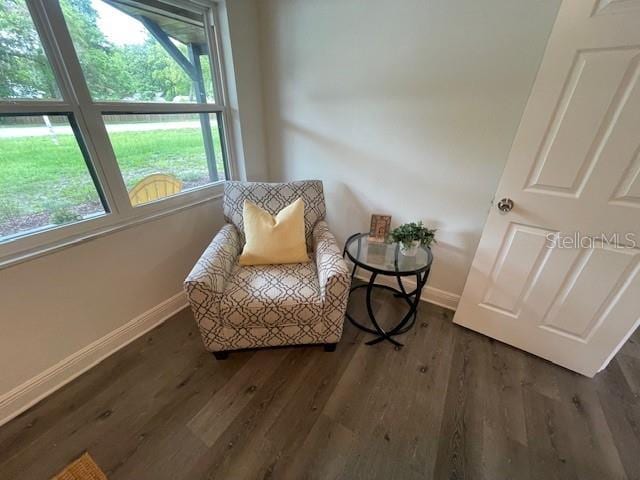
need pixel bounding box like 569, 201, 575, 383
239, 198, 309, 265
224, 180, 326, 250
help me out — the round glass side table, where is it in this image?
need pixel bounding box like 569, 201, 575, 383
343, 233, 433, 347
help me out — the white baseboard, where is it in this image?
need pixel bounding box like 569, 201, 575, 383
0, 276, 457, 428
0, 292, 188, 427
354, 272, 460, 311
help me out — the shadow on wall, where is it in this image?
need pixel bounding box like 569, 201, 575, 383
271, 118, 483, 295
258, 0, 563, 297
277, 118, 494, 213
330, 182, 369, 243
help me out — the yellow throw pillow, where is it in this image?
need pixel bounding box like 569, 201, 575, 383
239, 198, 310, 266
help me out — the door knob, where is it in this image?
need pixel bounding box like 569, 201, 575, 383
497, 198, 514, 213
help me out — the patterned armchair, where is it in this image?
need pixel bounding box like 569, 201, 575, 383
184, 180, 351, 358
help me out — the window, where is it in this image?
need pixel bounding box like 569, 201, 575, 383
0, 0, 231, 261
62, 0, 218, 104
0, 114, 107, 239
104, 112, 227, 205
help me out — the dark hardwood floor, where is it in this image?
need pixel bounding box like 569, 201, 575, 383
1, 288, 640, 479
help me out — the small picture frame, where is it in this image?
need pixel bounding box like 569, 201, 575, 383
368, 214, 391, 243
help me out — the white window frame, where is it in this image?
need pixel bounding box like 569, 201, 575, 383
0, 0, 236, 268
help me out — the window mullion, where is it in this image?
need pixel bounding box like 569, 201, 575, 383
205, 8, 227, 108
206, 6, 236, 180
34, 0, 134, 218
93, 103, 225, 114
0, 102, 69, 115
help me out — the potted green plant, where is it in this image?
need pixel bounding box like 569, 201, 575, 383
389, 221, 436, 256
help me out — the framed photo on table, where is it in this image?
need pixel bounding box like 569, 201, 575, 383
368, 214, 391, 243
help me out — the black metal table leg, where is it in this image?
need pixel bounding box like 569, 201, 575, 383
365, 269, 430, 346
364, 273, 404, 347
343, 232, 434, 347
346, 268, 431, 347
346, 273, 404, 347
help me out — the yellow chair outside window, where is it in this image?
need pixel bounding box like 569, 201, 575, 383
128, 173, 183, 206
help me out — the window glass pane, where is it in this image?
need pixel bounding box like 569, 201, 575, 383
0, 114, 107, 241
62, 0, 217, 103
103, 113, 227, 207
0, 0, 61, 99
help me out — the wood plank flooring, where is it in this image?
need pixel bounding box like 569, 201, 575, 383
1, 289, 639, 479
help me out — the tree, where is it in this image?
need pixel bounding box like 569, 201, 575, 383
59, 0, 131, 100
134, 41, 191, 100
0, 0, 58, 98
1, 0, 201, 103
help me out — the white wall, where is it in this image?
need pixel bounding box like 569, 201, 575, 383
258, 0, 561, 300
0, 200, 223, 396
0, 0, 267, 424
222, 0, 268, 181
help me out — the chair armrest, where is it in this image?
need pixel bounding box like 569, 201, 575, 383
313, 221, 351, 327
184, 223, 240, 298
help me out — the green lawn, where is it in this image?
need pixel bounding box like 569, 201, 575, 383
0, 128, 224, 228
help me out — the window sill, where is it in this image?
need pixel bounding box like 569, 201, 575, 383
0, 183, 224, 271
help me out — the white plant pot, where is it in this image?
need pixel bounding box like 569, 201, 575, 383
400, 240, 420, 257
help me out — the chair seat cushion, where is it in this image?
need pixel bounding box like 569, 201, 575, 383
219, 260, 323, 328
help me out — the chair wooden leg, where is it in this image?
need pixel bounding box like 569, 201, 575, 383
212, 351, 229, 360
323, 343, 337, 352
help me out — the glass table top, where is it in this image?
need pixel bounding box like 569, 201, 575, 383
344, 233, 433, 275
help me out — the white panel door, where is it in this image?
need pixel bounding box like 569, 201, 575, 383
453, 0, 640, 377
